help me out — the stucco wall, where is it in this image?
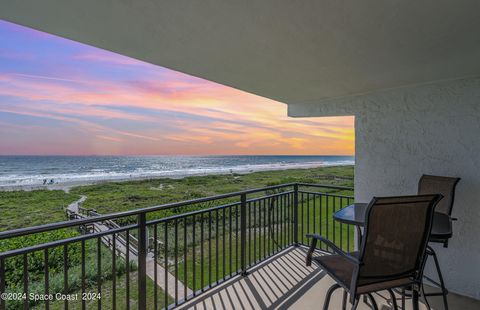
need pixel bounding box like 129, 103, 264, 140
289, 77, 480, 299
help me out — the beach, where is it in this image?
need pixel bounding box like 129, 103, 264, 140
0, 155, 354, 191
0, 165, 354, 231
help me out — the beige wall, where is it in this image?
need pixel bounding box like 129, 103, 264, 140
289, 76, 480, 299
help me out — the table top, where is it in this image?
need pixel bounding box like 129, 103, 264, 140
333, 203, 452, 239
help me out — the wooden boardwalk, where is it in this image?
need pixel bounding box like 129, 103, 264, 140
65, 197, 192, 299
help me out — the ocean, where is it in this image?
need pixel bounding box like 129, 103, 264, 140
0, 155, 354, 188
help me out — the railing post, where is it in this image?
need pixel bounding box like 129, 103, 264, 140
137, 213, 147, 309
293, 183, 299, 245
240, 193, 248, 276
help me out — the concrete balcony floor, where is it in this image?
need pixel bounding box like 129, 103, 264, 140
177, 247, 479, 310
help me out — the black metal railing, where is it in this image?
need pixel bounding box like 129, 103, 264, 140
0, 183, 353, 310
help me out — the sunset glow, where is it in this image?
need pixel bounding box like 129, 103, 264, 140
0, 20, 354, 155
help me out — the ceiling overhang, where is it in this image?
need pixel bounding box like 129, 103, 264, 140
1, 1, 479, 108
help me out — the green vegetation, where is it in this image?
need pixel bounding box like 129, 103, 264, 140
70, 166, 353, 215
0, 190, 79, 232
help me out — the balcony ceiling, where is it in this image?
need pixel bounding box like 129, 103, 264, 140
1, 1, 480, 105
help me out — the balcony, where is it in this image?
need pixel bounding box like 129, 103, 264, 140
0, 184, 478, 309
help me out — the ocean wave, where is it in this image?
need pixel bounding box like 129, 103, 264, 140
0, 156, 354, 187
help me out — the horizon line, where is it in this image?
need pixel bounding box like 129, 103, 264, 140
0, 154, 355, 157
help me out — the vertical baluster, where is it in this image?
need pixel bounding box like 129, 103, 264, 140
262, 199, 266, 259
43, 249, 49, 310
240, 193, 247, 276
292, 192, 296, 244
287, 193, 290, 245
222, 208, 226, 279
278, 194, 282, 249
215, 209, 219, 283
23, 254, 28, 310
276, 195, 279, 252
153, 227, 157, 310
326, 195, 330, 251
63, 245, 68, 310
229, 206, 232, 277
183, 217, 187, 300
200, 213, 204, 291
348, 198, 352, 251
81, 240, 86, 310
278, 195, 282, 250
174, 218, 178, 305
313, 193, 317, 235
340, 197, 344, 251
301, 191, 305, 244
235, 205, 239, 274
97, 237, 102, 310
267, 198, 270, 256
319, 194, 323, 251
306, 192, 310, 240
125, 231, 130, 310
283, 193, 286, 248
333, 196, 336, 247
192, 215, 196, 296
137, 214, 147, 310
208, 211, 212, 286
247, 201, 251, 266
112, 234, 117, 310
164, 222, 168, 310
253, 200, 257, 264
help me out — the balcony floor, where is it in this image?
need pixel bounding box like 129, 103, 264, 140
177, 247, 479, 310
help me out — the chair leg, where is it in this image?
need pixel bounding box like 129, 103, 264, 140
412, 288, 420, 310
342, 290, 347, 310
387, 289, 398, 310
429, 246, 449, 310
323, 284, 341, 310
351, 298, 360, 310
366, 293, 379, 310
306, 238, 318, 266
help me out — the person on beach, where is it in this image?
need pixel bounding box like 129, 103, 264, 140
43, 179, 47, 185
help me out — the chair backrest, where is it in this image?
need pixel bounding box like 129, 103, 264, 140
356, 194, 442, 285
418, 174, 460, 216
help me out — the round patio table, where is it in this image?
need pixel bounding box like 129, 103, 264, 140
333, 202, 453, 242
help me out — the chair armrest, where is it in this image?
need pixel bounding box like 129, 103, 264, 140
305, 234, 361, 266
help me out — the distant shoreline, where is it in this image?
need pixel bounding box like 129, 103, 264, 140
0, 164, 354, 192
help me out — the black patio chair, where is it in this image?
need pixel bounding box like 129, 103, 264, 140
418, 174, 460, 310
306, 194, 443, 310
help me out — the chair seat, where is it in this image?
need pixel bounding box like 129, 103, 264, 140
313, 254, 413, 294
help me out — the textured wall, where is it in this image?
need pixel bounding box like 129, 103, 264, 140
289, 77, 480, 299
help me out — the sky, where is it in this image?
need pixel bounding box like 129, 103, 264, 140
0, 20, 354, 156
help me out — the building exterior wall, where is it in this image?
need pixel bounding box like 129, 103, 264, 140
289, 77, 480, 299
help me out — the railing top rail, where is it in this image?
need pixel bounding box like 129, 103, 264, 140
298, 190, 354, 199
0, 182, 296, 240
297, 183, 354, 191
0, 223, 138, 258
147, 190, 294, 225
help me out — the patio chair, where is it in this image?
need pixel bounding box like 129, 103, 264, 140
418, 174, 460, 310
306, 194, 442, 310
